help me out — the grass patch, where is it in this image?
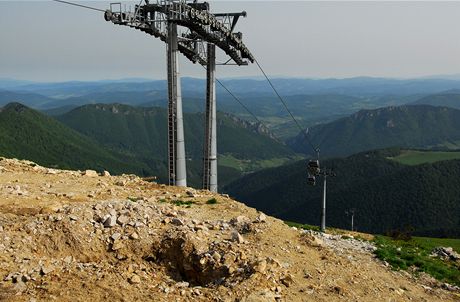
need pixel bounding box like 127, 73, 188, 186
373, 235, 460, 286
206, 198, 218, 205
172, 200, 194, 207
284, 221, 320, 232
412, 237, 460, 253
218, 154, 304, 173
390, 150, 460, 166
284, 221, 374, 241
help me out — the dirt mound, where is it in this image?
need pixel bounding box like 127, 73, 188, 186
0, 157, 458, 301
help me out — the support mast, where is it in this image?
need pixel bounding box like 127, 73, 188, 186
203, 43, 217, 192
167, 22, 187, 187
320, 174, 327, 232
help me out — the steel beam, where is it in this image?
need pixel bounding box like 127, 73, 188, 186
203, 43, 217, 192
167, 22, 187, 187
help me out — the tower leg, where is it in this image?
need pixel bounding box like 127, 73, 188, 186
167, 22, 187, 187
320, 175, 327, 232
203, 43, 217, 192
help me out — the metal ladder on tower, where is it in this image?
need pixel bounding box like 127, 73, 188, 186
167, 59, 177, 186
202, 88, 212, 190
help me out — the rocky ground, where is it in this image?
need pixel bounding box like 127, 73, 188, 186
0, 157, 459, 302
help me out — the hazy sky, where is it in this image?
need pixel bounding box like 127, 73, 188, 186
1, 1, 460, 81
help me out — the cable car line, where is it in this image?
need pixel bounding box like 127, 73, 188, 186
52, 0, 106, 12
254, 58, 319, 155
253, 57, 336, 234
213, 76, 285, 145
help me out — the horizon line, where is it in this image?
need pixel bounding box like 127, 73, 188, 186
3, 74, 460, 84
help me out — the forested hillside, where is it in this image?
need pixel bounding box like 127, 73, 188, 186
289, 105, 460, 157
56, 103, 294, 160
0, 103, 152, 175
412, 91, 460, 109
0, 102, 297, 188
224, 149, 460, 238
57, 103, 297, 186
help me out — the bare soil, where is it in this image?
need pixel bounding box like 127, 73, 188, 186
0, 157, 458, 302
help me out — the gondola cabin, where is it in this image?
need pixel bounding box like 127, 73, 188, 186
307, 174, 316, 186
308, 160, 320, 176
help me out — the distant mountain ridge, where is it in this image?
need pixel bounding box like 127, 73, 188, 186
0, 90, 53, 108
289, 105, 460, 157
7, 76, 460, 97
6, 77, 460, 140
411, 91, 460, 109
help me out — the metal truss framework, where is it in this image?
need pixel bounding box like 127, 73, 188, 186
105, 0, 254, 191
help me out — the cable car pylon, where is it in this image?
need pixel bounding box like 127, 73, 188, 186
101, 0, 254, 191
203, 43, 217, 192
307, 150, 336, 232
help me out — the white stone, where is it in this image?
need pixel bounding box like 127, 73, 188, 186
103, 215, 117, 228
176, 281, 189, 288
129, 274, 141, 284
83, 170, 98, 177
111, 233, 122, 241
257, 213, 267, 223
112, 240, 124, 251
64, 256, 73, 264
117, 215, 129, 225
231, 231, 244, 244
212, 251, 221, 262
40, 265, 55, 275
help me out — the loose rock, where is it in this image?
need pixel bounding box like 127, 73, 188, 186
111, 240, 124, 251
171, 218, 184, 226
231, 231, 245, 244
103, 215, 117, 228
256, 213, 267, 223
40, 265, 55, 275
83, 170, 99, 177
129, 274, 141, 284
